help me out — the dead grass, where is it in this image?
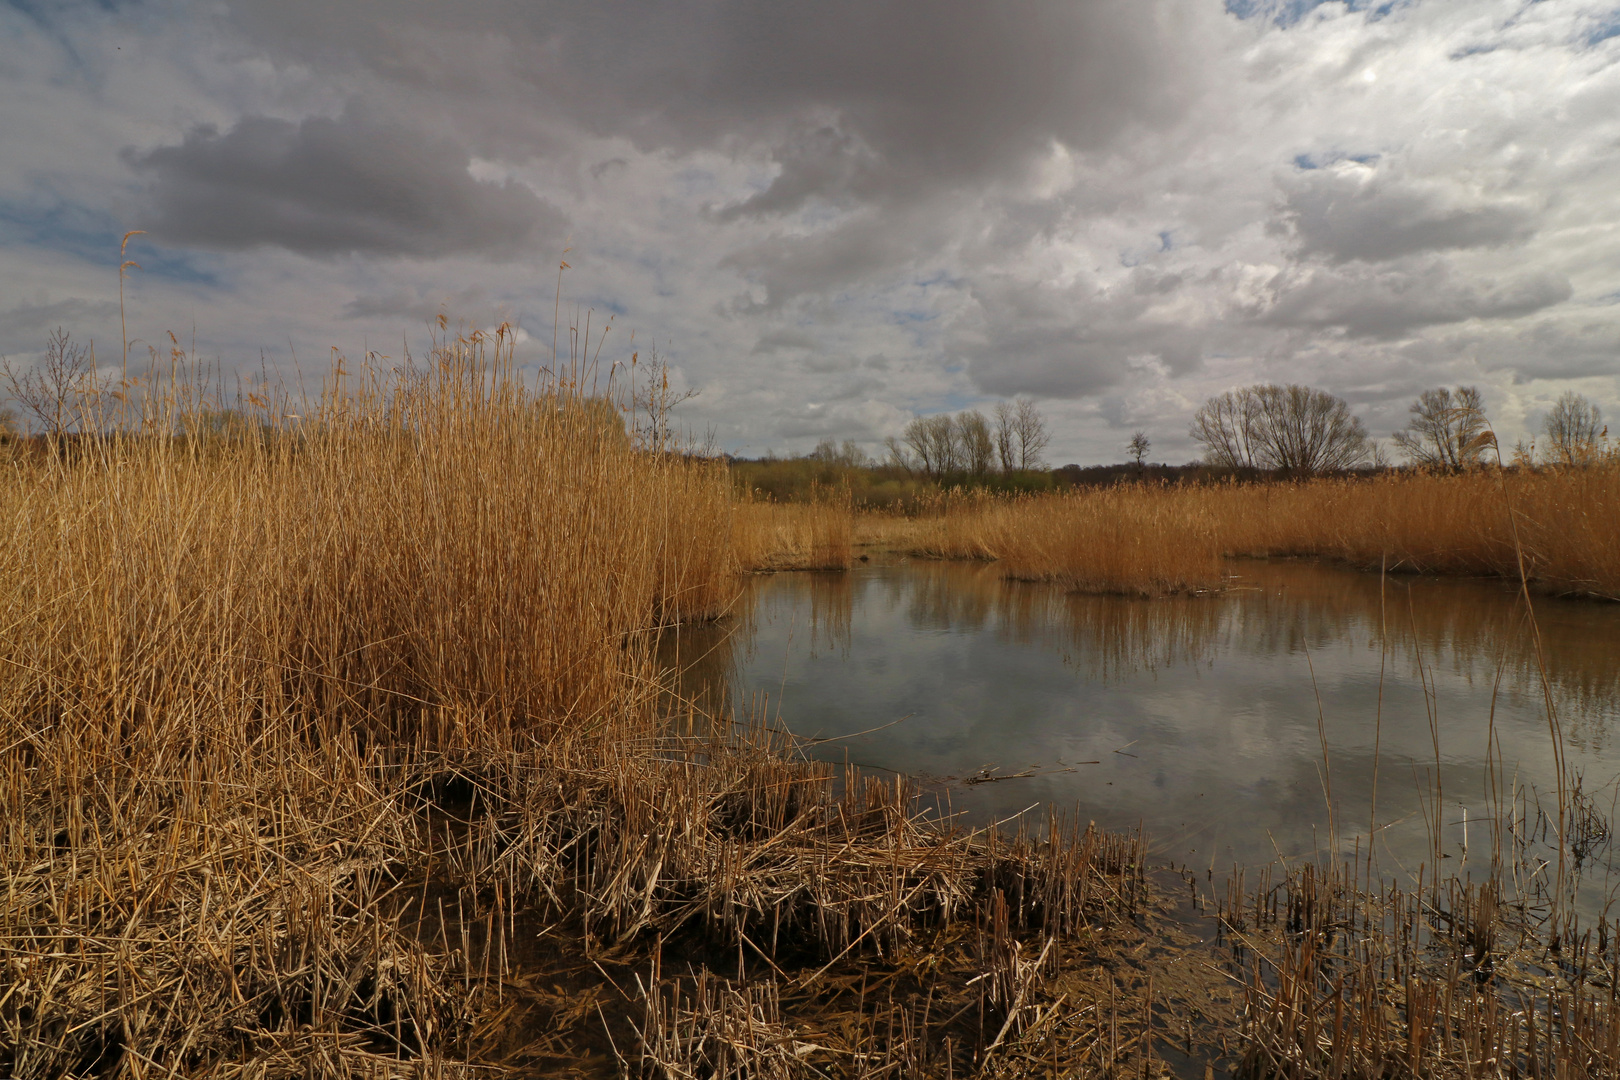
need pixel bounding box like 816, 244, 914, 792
733, 493, 853, 571
1204, 464, 1620, 598
870, 487, 1226, 595
0, 329, 735, 1073
858, 462, 1620, 599
0, 329, 1152, 1077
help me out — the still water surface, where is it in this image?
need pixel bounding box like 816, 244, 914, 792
673, 559, 1620, 886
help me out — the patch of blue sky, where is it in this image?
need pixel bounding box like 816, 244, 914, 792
888, 308, 939, 325
911, 269, 959, 291
4, 0, 137, 19
936, 390, 985, 414
1584, 9, 1620, 47
1291, 150, 1379, 170
0, 199, 219, 287
1225, 0, 1412, 28
667, 166, 726, 202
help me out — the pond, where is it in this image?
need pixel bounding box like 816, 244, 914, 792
670, 558, 1620, 903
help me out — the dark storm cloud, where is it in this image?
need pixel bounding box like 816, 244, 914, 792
124, 111, 566, 259
1253, 259, 1572, 338
1275, 164, 1539, 263
227, 0, 1195, 203
721, 204, 954, 307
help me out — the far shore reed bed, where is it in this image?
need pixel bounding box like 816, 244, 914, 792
732, 493, 854, 572
856, 462, 1620, 600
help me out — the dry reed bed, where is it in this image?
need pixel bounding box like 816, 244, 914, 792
1, 336, 1151, 1077
885, 487, 1226, 595
732, 497, 854, 572
1206, 465, 1620, 598
0, 335, 726, 1074
863, 463, 1620, 599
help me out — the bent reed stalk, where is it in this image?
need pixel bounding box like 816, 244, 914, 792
0, 331, 1150, 1077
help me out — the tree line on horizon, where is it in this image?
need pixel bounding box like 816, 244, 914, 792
2, 328, 1608, 482
1188, 382, 1608, 474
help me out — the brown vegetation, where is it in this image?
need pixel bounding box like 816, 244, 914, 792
0, 331, 1160, 1077
858, 461, 1620, 599
733, 492, 854, 571
901, 488, 1226, 595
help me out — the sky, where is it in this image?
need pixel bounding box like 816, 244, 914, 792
2, 0, 1617, 464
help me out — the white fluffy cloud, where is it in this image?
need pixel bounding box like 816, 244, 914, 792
1, 0, 1617, 462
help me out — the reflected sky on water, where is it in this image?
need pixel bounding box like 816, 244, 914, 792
666, 559, 1620, 896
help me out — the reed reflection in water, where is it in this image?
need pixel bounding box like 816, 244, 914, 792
666, 559, 1620, 889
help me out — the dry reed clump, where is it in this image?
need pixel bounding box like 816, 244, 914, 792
898, 487, 1226, 596
864, 462, 1620, 599
0, 330, 735, 1075
1203, 464, 1620, 598
732, 493, 853, 571
1, 328, 1161, 1076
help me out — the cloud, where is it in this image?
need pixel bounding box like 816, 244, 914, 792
0, 297, 119, 354
123, 110, 567, 259
341, 286, 497, 323
955, 272, 1210, 398
3, 0, 1619, 465
229, 0, 1207, 197
749, 328, 820, 354
1252, 258, 1573, 338
1275, 160, 1539, 263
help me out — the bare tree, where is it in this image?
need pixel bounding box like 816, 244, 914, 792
1, 328, 105, 442
900, 417, 935, 477
809, 438, 869, 468
1127, 431, 1150, 468
993, 401, 1016, 473
1250, 384, 1374, 473
883, 435, 914, 473
1543, 391, 1603, 466
902, 414, 962, 480
629, 346, 698, 451
1011, 398, 1051, 470
1391, 386, 1491, 471
931, 416, 964, 475
1190, 384, 1373, 473
957, 410, 995, 477
1189, 388, 1261, 468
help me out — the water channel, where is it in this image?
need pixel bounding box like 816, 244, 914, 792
671, 558, 1620, 906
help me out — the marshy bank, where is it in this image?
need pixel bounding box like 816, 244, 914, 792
668, 554, 1620, 1075
5, 334, 1619, 1077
